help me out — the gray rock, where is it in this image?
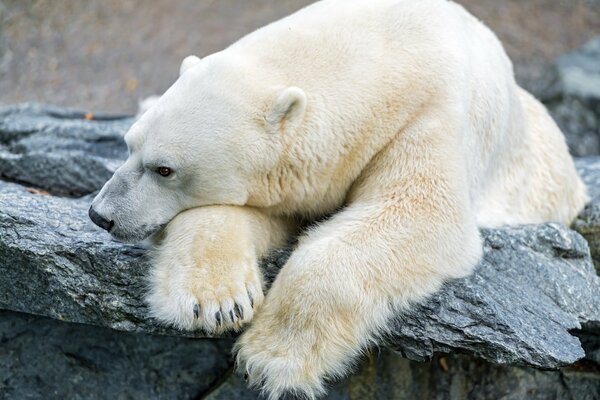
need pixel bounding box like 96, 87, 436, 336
1, 104, 599, 396
0, 103, 131, 196
556, 38, 600, 101
208, 325, 600, 400
573, 157, 600, 273
0, 309, 233, 400
3, 309, 596, 400
391, 223, 599, 368
1, 167, 599, 368
2, 309, 597, 400
576, 156, 600, 200
0, 179, 187, 337
208, 350, 600, 400
543, 36, 600, 157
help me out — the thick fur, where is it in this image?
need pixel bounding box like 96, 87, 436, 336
146, 205, 294, 333
91, 0, 588, 398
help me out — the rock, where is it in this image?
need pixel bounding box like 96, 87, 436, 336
576, 157, 600, 200
0, 179, 183, 337
573, 157, 600, 273
390, 223, 599, 368
542, 36, 600, 157
0, 310, 233, 400
1, 104, 599, 395
0, 103, 132, 196
1, 162, 599, 368
4, 309, 597, 400
556, 37, 600, 102
208, 350, 600, 400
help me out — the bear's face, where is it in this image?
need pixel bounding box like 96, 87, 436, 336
90, 56, 307, 242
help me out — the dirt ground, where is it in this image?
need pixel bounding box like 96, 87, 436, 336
1, 0, 599, 114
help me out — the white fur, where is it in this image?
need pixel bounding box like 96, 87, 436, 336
134, 56, 201, 119
145, 206, 286, 333
92, 0, 588, 398
179, 55, 202, 76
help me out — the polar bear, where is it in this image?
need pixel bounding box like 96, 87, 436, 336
89, 0, 588, 398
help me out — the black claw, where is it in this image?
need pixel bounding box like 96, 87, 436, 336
229, 309, 235, 322
234, 303, 244, 320
248, 291, 254, 308
193, 303, 200, 319
215, 311, 223, 326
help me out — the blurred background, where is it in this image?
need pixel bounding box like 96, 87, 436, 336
0, 0, 599, 114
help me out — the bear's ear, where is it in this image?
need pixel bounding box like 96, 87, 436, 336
266, 87, 307, 130
179, 55, 202, 76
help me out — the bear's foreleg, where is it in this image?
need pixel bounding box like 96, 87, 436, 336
146, 205, 295, 333
235, 120, 483, 399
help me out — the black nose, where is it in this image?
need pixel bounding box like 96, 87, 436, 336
89, 206, 114, 232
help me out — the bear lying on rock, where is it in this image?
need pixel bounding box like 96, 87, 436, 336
89, 0, 588, 398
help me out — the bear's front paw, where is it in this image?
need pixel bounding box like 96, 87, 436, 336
235, 316, 330, 400
146, 253, 264, 334
234, 296, 339, 400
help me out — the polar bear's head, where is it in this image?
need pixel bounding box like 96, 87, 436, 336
89, 54, 307, 242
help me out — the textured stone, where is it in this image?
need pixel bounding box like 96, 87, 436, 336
2, 309, 597, 400
543, 36, 600, 157
208, 340, 600, 400
0, 179, 183, 337
556, 37, 600, 101
1, 166, 599, 368
391, 223, 599, 366
1, 104, 600, 396
0, 103, 131, 196
576, 157, 600, 200
0, 310, 233, 400
573, 157, 600, 273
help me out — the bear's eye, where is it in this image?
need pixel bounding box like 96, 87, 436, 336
156, 167, 172, 177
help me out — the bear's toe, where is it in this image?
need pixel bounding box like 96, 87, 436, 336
146, 274, 263, 334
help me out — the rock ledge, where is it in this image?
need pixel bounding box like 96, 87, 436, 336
1, 104, 599, 373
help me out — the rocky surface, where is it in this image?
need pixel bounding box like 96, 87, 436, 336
0, 104, 599, 398
0, 310, 233, 400
574, 157, 600, 273
0, 104, 131, 196
391, 223, 599, 367
2, 309, 598, 400
543, 36, 600, 156
1, 104, 599, 362
208, 344, 600, 400
2, 173, 598, 368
